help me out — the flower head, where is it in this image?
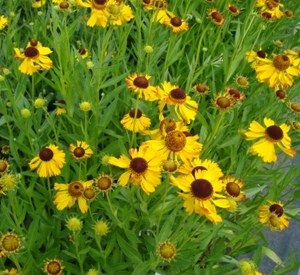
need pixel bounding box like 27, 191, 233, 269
108, 145, 162, 194
43, 258, 64, 275
0, 173, 19, 191
29, 145, 66, 177
14, 42, 53, 75
125, 73, 159, 101
222, 175, 246, 203
259, 201, 289, 230
69, 141, 93, 160
0, 15, 8, 30
158, 81, 198, 124
56, 100, 67, 115
0, 159, 9, 174
256, 0, 284, 19
193, 84, 210, 95
95, 174, 114, 192
244, 117, 295, 162
213, 93, 235, 110
235, 75, 249, 88
227, 4, 241, 15
208, 8, 226, 26
0, 232, 21, 255
225, 87, 245, 102
66, 217, 83, 231
120, 109, 151, 132
53, 180, 94, 213
157, 241, 177, 262
93, 220, 109, 236
163, 15, 189, 34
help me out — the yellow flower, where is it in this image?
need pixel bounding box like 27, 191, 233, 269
66, 217, 83, 231
157, 241, 177, 262
170, 168, 229, 223
222, 175, 246, 202
14, 42, 53, 75
108, 145, 162, 194
120, 109, 151, 132
213, 93, 235, 110
56, 100, 67, 115
69, 141, 93, 160
163, 15, 189, 34
29, 145, 66, 177
208, 8, 226, 26
125, 72, 160, 101
43, 258, 64, 275
244, 117, 295, 162
105, 0, 134, 26
254, 53, 300, 88
142, 130, 202, 164
158, 81, 198, 124
259, 201, 289, 231
77, 48, 89, 59
53, 180, 94, 213
79, 101, 92, 111
227, 4, 241, 15
150, 1, 173, 23
245, 48, 267, 68
93, 220, 109, 235
286, 49, 300, 67
0, 15, 8, 30
32, 0, 47, 8
256, 0, 284, 19
0, 232, 21, 255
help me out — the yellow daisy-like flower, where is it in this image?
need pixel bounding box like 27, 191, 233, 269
53, 180, 94, 213
77, 48, 89, 59
163, 15, 189, 34
245, 48, 267, 68
0, 15, 8, 30
256, 0, 284, 19
105, 0, 134, 26
259, 201, 289, 231
142, 130, 202, 164
254, 53, 300, 88
227, 4, 241, 15
222, 175, 246, 202
0, 232, 21, 255
120, 109, 151, 132
141, 118, 189, 140
14, 43, 53, 75
108, 145, 162, 195
125, 72, 159, 101
158, 81, 198, 124
32, 0, 47, 8
29, 145, 66, 177
69, 141, 93, 160
208, 8, 226, 26
274, 88, 288, 101
213, 93, 235, 110
244, 117, 295, 163
151, 1, 173, 23
43, 258, 64, 275
170, 168, 230, 223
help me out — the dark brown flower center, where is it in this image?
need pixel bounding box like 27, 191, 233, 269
96, 176, 113, 191
191, 166, 207, 178
68, 182, 84, 197
46, 261, 62, 274
165, 130, 186, 152
74, 147, 85, 158
24, 47, 39, 58
261, 11, 272, 20
59, 1, 70, 9
78, 48, 87, 55
265, 125, 283, 141
195, 84, 209, 94
143, 0, 151, 4
273, 54, 290, 70
226, 182, 240, 197
133, 76, 149, 88
269, 204, 283, 217
216, 96, 231, 109
275, 89, 286, 99
30, 39, 38, 46
170, 88, 186, 103
228, 89, 241, 99
191, 179, 213, 200
93, 0, 106, 9
257, 50, 266, 58
39, 148, 54, 161
57, 99, 66, 105
228, 5, 238, 13
284, 10, 293, 17
130, 157, 148, 174
266, 0, 279, 9
211, 11, 223, 22
160, 118, 176, 133
129, 109, 142, 118
170, 17, 182, 27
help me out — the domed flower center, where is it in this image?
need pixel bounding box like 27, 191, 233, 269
153, 0, 166, 8
30, 39, 38, 46
92, 0, 106, 10
59, 1, 70, 9
216, 96, 231, 109
290, 102, 300, 113
228, 5, 238, 13
165, 130, 186, 152
133, 76, 149, 88
46, 260, 62, 274
0, 160, 8, 173
265, 125, 283, 141
236, 76, 248, 87
228, 89, 241, 99
195, 84, 209, 94
257, 50, 266, 58
1, 233, 21, 253
170, 17, 182, 27
275, 89, 286, 99
24, 46, 39, 58
83, 187, 96, 200
129, 109, 142, 118
269, 204, 283, 217
78, 48, 87, 55
74, 147, 85, 158
160, 118, 176, 133
191, 179, 213, 200
96, 175, 113, 191
68, 182, 84, 197
170, 88, 186, 103
39, 148, 54, 161
143, 0, 151, 4
211, 11, 223, 22
158, 242, 176, 261
162, 159, 178, 173
266, 0, 279, 9
191, 166, 207, 178
130, 157, 148, 174
226, 182, 240, 197
273, 54, 290, 71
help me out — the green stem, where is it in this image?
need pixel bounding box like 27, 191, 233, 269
10, 254, 22, 273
